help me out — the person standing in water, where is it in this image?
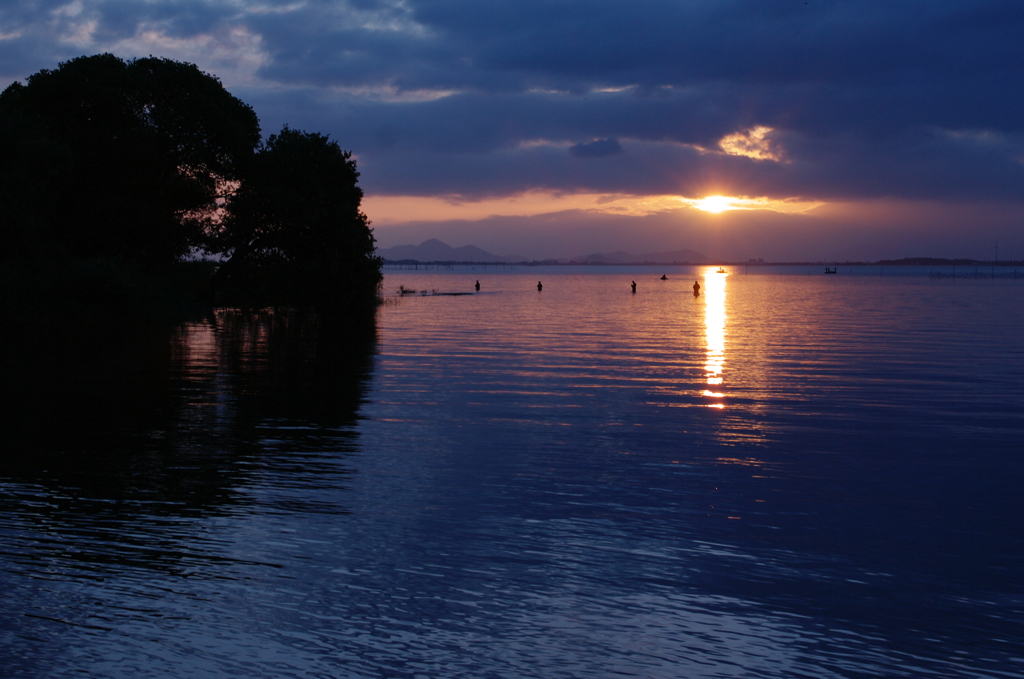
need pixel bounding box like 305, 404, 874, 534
631, 280, 637, 294
693, 280, 701, 295
475, 280, 480, 291
537, 281, 543, 292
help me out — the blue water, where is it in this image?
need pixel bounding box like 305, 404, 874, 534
2, 267, 1022, 677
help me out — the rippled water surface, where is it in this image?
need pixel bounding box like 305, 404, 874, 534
2, 267, 1022, 678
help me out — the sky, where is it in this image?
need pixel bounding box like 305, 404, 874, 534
2, 0, 1023, 261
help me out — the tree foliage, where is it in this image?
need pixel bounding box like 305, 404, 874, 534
205, 127, 382, 310
0, 109, 69, 259
0, 54, 260, 266
0, 54, 382, 314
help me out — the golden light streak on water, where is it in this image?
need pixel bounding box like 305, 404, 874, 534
703, 267, 727, 407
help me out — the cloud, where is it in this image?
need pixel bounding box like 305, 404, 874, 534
569, 137, 623, 158
719, 127, 782, 162
344, 127, 1024, 204
2, 0, 1024, 228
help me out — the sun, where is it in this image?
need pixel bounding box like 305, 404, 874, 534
691, 195, 739, 213
678, 194, 824, 214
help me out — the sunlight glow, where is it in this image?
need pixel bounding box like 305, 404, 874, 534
702, 268, 727, 408
363, 191, 824, 225
691, 195, 742, 213
364, 191, 697, 223
680, 195, 823, 215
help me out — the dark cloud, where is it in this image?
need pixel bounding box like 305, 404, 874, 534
240, 86, 1024, 202
244, 1, 1024, 105
2, 0, 1024, 210
350, 131, 1024, 203
569, 138, 623, 158
92, 0, 238, 41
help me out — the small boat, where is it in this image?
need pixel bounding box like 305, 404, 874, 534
824, 267, 837, 274
716, 267, 727, 273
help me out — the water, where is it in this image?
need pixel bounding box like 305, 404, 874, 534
2, 267, 1022, 678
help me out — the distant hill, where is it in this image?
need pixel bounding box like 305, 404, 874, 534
379, 239, 508, 263
572, 249, 710, 264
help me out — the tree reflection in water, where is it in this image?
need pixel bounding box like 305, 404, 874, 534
0, 310, 376, 521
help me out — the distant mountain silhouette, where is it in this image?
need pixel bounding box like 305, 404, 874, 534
379, 239, 508, 262
572, 249, 710, 264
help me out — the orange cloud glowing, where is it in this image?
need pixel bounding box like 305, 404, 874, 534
363, 191, 823, 223
718, 126, 782, 161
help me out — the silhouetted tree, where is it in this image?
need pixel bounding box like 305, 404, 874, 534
0, 54, 260, 266
2, 55, 381, 316
205, 127, 382, 311
0, 109, 69, 258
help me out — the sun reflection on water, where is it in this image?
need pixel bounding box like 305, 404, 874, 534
703, 268, 727, 407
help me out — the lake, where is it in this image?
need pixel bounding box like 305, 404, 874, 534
1, 265, 1022, 678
